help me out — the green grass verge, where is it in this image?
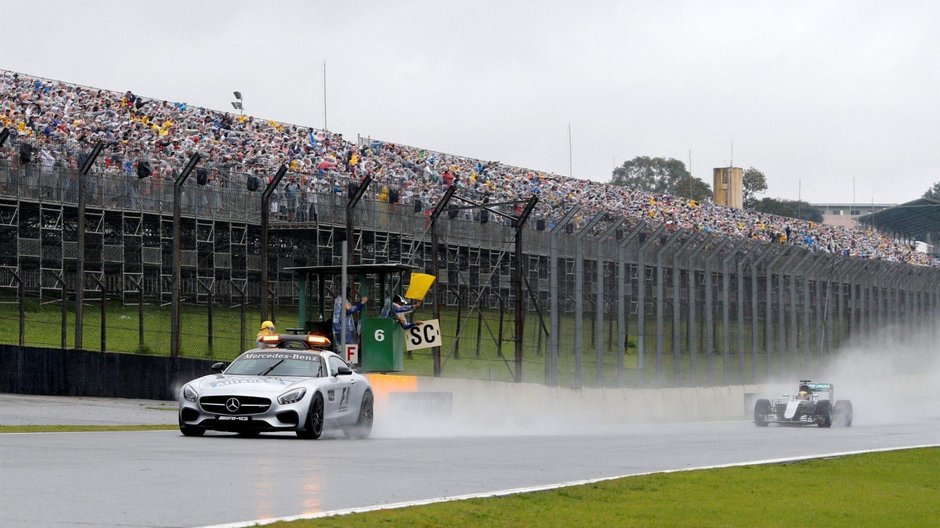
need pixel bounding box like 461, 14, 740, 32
0, 297, 847, 387
0, 424, 177, 433
269, 448, 940, 528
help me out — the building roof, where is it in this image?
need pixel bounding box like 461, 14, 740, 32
857, 198, 940, 241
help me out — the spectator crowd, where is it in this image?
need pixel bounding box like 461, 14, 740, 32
1, 69, 935, 267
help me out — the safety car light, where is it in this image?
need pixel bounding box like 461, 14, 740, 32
278, 387, 307, 405
260, 335, 281, 344
306, 335, 331, 347
182, 384, 198, 402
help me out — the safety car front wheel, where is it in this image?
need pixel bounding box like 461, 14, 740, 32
297, 392, 324, 439
179, 415, 205, 437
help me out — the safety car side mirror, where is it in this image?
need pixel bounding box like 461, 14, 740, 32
211, 362, 225, 373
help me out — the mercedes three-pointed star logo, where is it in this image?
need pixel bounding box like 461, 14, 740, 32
225, 397, 241, 413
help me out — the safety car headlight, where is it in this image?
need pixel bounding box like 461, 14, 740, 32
182, 384, 198, 402
278, 387, 307, 405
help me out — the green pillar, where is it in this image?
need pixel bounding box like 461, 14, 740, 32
298, 276, 307, 330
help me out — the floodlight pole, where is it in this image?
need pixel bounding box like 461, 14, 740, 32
260, 165, 288, 322
430, 186, 456, 377
75, 141, 105, 350
171, 154, 201, 358
346, 173, 374, 267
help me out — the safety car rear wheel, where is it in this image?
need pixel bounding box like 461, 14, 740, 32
754, 399, 771, 427
297, 392, 324, 439
345, 390, 373, 439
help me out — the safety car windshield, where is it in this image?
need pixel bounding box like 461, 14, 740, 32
226, 352, 324, 377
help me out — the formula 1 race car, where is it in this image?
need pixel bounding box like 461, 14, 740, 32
753, 380, 853, 428
178, 333, 373, 439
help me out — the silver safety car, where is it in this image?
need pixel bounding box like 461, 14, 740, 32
753, 380, 853, 428
178, 334, 373, 439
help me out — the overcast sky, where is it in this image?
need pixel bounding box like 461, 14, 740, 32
1, 0, 937, 204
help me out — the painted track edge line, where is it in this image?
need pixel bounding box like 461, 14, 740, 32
200, 443, 940, 528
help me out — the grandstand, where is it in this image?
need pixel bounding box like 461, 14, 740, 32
2, 69, 938, 387
1, 69, 934, 267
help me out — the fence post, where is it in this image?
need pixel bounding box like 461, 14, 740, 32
789, 251, 813, 374
573, 211, 607, 388
800, 256, 818, 372
702, 239, 728, 385
10, 269, 25, 346
617, 223, 646, 387
764, 247, 789, 379
765, 247, 794, 377
750, 247, 774, 382
655, 231, 684, 385
260, 165, 287, 323
636, 224, 666, 387
429, 186, 456, 378
75, 141, 106, 351
45, 270, 68, 350
89, 274, 107, 353
669, 232, 700, 385
513, 197, 538, 383
821, 259, 845, 365
720, 243, 743, 385
548, 206, 579, 387
138, 275, 144, 350
171, 154, 201, 358
596, 217, 624, 386
685, 234, 710, 386
725, 251, 756, 384
198, 279, 214, 358
735, 250, 749, 383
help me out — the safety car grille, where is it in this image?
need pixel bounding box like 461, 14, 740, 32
200, 395, 271, 415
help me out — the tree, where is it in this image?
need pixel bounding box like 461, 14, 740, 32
923, 181, 940, 201
753, 197, 823, 223
611, 156, 712, 202
743, 167, 768, 209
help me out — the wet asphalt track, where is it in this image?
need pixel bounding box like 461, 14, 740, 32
2, 395, 938, 528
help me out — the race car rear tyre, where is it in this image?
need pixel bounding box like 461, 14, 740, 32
179, 416, 205, 437
816, 400, 832, 428
297, 392, 324, 439
834, 400, 854, 427
754, 399, 771, 427
345, 390, 374, 439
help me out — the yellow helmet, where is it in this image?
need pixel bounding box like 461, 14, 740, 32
799, 391, 809, 398
261, 320, 275, 331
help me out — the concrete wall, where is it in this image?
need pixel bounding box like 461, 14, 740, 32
2, 345, 760, 425
0, 345, 216, 401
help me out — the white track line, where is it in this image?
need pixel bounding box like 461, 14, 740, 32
201, 443, 940, 528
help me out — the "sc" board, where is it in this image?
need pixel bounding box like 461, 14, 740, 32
404, 319, 442, 351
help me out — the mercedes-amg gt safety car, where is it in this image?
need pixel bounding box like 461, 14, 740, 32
178, 334, 373, 439
753, 380, 853, 428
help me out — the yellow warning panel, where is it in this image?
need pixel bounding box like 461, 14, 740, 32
404, 272, 436, 300
365, 373, 418, 415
